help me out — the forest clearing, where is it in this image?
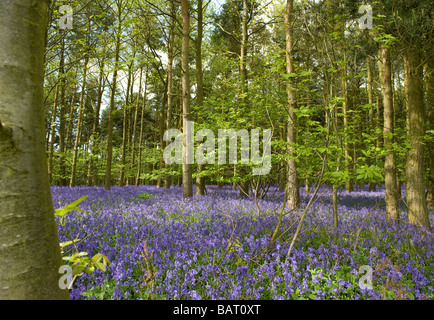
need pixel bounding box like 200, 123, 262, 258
0, 0, 433, 301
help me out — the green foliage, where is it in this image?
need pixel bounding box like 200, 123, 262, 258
56, 197, 111, 289
355, 165, 384, 184
55, 196, 87, 226
138, 192, 155, 200
81, 280, 117, 300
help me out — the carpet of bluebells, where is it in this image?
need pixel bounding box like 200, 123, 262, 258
52, 184, 434, 300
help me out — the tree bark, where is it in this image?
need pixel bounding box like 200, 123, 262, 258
380, 47, 399, 221
342, 56, 353, 193
70, 22, 91, 187
0, 0, 70, 299
285, 0, 300, 209
87, 41, 106, 186
181, 0, 193, 198
404, 48, 430, 229
130, 67, 143, 186
367, 57, 377, 192
105, 2, 123, 190
426, 58, 434, 210
119, 57, 134, 187
58, 35, 67, 186
195, 0, 206, 195
136, 68, 148, 185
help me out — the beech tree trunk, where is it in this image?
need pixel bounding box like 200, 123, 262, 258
367, 57, 377, 192
285, 0, 300, 209
70, 23, 90, 187
181, 0, 193, 198
119, 57, 134, 187
136, 69, 148, 185
380, 47, 399, 221
105, 1, 123, 190
404, 48, 430, 229
0, 0, 69, 299
195, 0, 206, 195
426, 58, 434, 210
58, 35, 67, 186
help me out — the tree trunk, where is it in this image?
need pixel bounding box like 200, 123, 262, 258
367, 57, 377, 192
58, 35, 67, 186
105, 3, 123, 190
195, 0, 206, 195
404, 48, 430, 229
119, 57, 134, 187
380, 47, 399, 221
285, 0, 300, 209
181, 0, 193, 198
426, 58, 434, 210
70, 24, 90, 187
157, 91, 167, 188
342, 56, 353, 193
165, 1, 176, 190
87, 41, 106, 186
0, 0, 69, 299
136, 68, 148, 186
130, 67, 143, 186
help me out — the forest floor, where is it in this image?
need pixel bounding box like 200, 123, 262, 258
52, 184, 434, 300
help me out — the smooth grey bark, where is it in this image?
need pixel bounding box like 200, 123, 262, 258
0, 0, 69, 299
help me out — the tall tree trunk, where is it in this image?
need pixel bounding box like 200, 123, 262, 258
129, 67, 142, 185
195, 0, 206, 195
64, 90, 76, 156
426, 58, 434, 210
58, 35, 67, 186
404, 48, 430, 228
285, 0, 300, 209
237, 0, 250, 198
0, 0, 69, 299
119, 58, 134, 187
380, 47, 399, 221
367, 57, 377, 192
342, 56, 353, 193
87, 43, 106, 186
165, 1, 176, 190
136, 69, 148, 186
157, 90, 167, 188
70, 24, 90, 187
105, 3, 123, 190
181, 0, 193, 198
